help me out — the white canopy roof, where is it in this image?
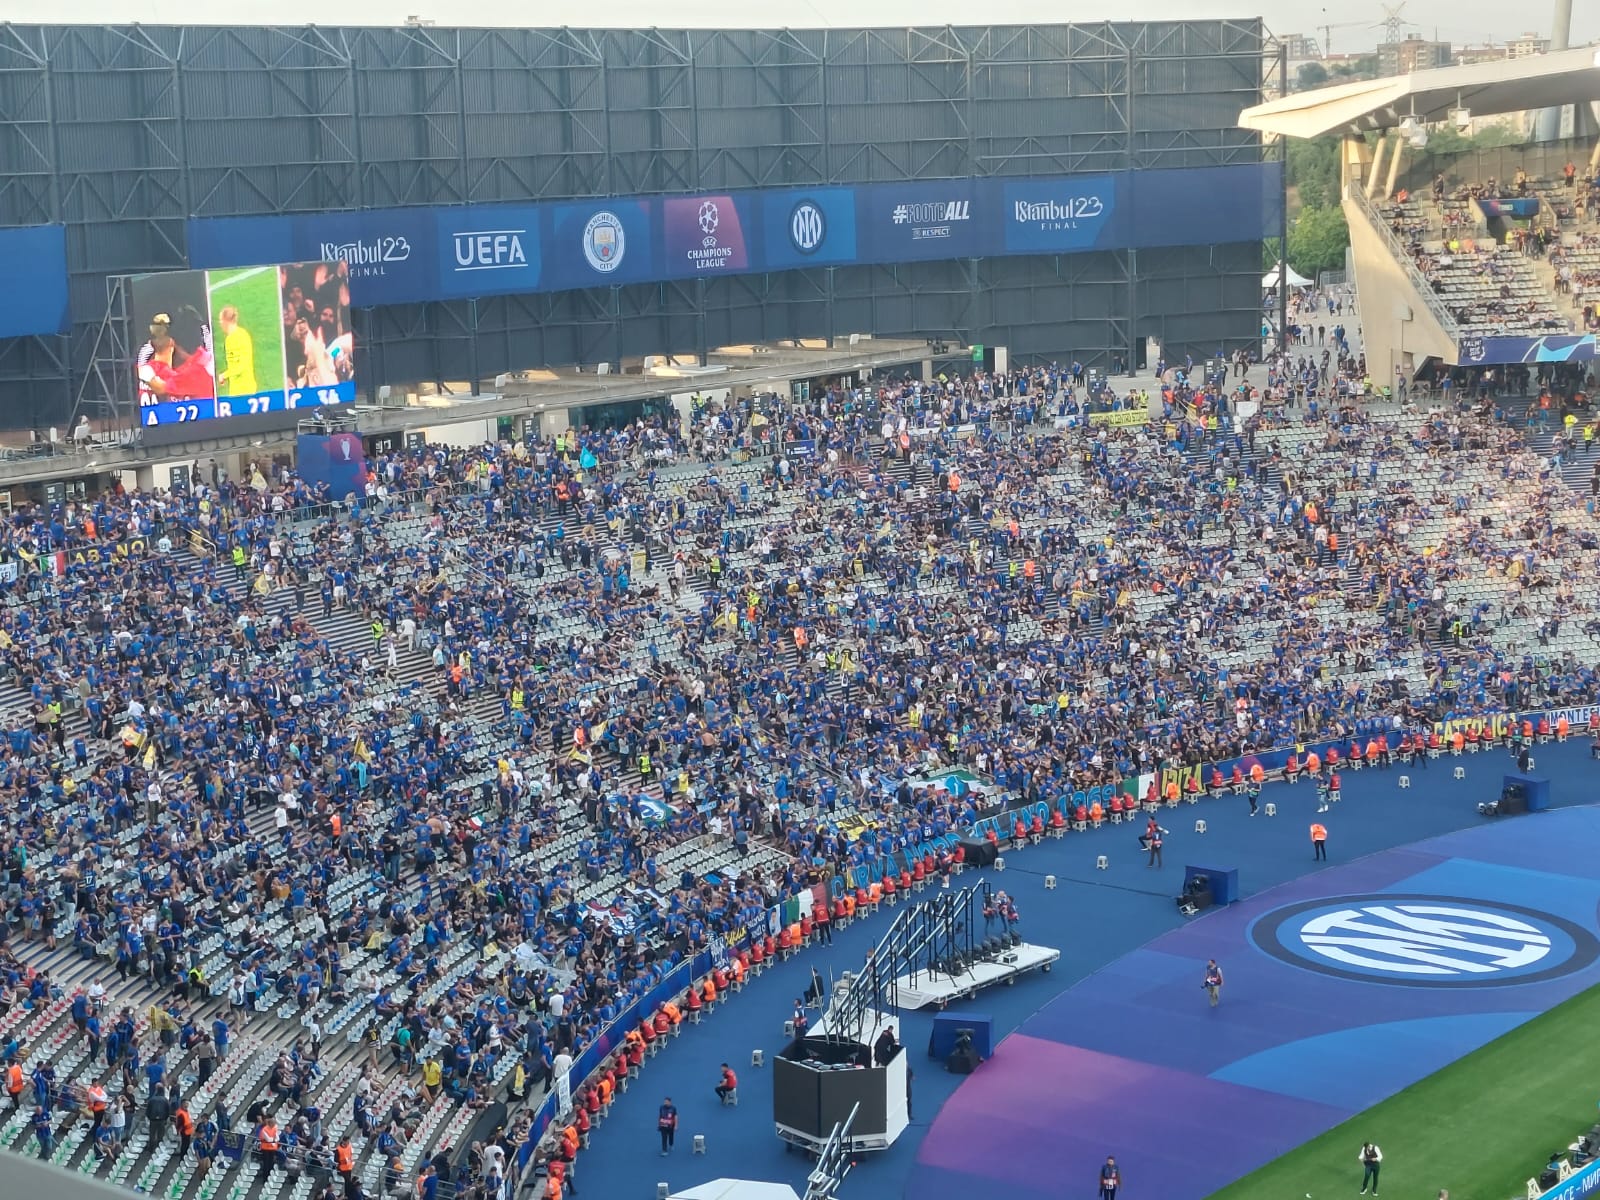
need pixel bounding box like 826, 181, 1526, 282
1240, 46, 1600, 141
670, 1181, 803, 1200
1262, 264, 1313, 289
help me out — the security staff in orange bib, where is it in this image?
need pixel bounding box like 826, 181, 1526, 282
1310, 821, 1328, 862
257, 1116, 281, 1174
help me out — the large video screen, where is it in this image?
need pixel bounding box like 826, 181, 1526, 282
133, 261, 355, 428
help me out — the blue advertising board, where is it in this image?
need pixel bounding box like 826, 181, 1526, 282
1129, 164, 1281, 252
296, 432, 369, 498
544, 199, 655, 292
1479, 197, 1540, 220
1460, 332, 1598, 366
1533, 1151, 1600, 1200
435, 205, 542, 300
857, 179, 984, 263
183, 162, 1283, 307
761, 186, 858, 270
1002, 175, 1121, 253
0, 224, 70, 337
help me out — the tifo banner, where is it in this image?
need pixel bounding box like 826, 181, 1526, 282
1477, 197, 1540, 220
0, 224, 69, 337
185, 161, 1282, 307
1459, 333, 1597, 366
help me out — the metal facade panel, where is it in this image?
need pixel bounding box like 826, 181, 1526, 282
0, 19, 1267, 423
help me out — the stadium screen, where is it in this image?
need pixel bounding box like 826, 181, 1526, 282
131, 261, 356, 428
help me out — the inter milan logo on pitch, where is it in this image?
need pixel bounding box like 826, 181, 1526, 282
1251, 895, 1599, 988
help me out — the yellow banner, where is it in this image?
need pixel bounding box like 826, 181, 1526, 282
1432, 713, 1512, 743
1087, 409, 1150, 428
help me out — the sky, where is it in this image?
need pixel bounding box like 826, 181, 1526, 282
7, 0, 1597, 47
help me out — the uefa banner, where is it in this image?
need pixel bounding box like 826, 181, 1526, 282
185, 161, 1283, 308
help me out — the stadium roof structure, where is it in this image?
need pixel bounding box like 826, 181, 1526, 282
9, 4, 1262, 28
1240, 44, 1600, 140
1, 1153, 136, 1200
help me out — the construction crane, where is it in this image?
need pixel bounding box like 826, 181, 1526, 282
1316, 17, 1370, 57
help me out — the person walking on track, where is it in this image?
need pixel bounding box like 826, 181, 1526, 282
1358, 1141, 1383, 1194
1145, 823, 1165, 868
1311, 821, 1328, 861
1203, 959, 1224, 1007
1098, 1155, 1122, 1200
657, 1097, 678, 1156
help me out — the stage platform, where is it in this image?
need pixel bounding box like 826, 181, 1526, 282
892, 942, 1060, 1009
906, 807, 1600, 1200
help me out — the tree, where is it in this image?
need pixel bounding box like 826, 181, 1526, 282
1262, 237, 1282, 272
1286, 136, 1342, 211
1295, 61, 1330, 91
1329, 55, 1379, 81
1287, 205, 1350, 279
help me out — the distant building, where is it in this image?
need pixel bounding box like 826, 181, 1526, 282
1507, 31, 1550, 59
1377, 38, 1452, 76
1453, 44, 1509, 66
1279, 32, 1319, 61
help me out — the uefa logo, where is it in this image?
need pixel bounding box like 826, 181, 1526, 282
789, 200, 826, 255
583, 211, 625, 273
1250, 895, 1599, 988
698, 200, 720, 239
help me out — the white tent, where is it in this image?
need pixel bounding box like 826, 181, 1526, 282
669, 1181, 803, 1200
1262, 264, 1313, 290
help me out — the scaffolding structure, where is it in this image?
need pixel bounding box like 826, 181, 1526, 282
0, 21, 1269, 427
822, 880, 994, 1044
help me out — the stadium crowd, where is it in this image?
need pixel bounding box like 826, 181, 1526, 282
0, 307, 1597, 1198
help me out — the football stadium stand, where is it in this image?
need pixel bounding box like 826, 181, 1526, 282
0, 327, 1599, 1198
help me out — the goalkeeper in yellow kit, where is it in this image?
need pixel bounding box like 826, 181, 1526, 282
216, 305, 257, 395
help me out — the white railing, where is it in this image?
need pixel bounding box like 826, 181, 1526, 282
1347, 184, 1462, 338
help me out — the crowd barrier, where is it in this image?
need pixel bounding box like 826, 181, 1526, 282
513, 918, 769, 1176
964, 702, 1597, 848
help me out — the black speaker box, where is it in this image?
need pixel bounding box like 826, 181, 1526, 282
946, 1047, 981, 1075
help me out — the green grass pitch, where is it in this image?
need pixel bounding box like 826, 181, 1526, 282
1207, 981, 1600, 1200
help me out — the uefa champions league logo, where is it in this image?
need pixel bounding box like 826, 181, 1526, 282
698, 200, 721, 247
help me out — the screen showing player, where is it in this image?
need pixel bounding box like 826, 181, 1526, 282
133, 260, 356, 428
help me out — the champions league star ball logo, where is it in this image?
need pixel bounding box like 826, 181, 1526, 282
698, 200, 720, 237
1251, 895, 1599, 988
